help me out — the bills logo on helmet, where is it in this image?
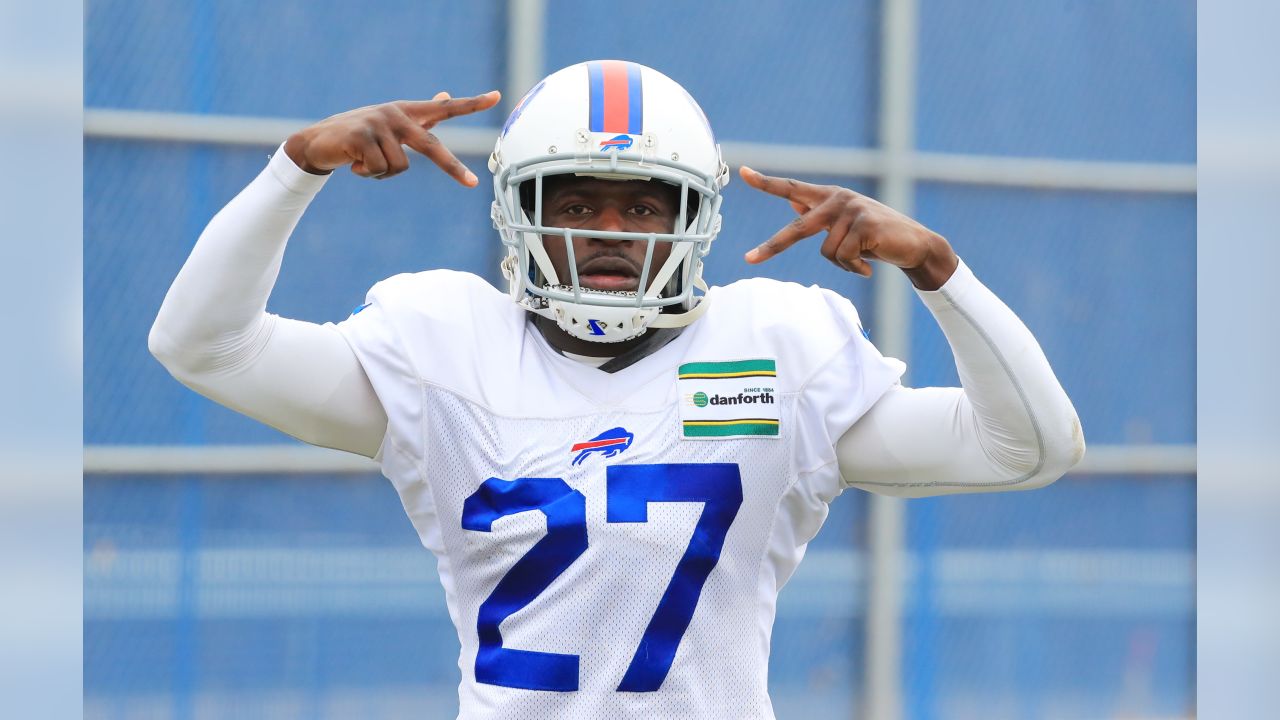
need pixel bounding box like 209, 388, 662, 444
570, 427, 634, 465
599, 134, 633, 152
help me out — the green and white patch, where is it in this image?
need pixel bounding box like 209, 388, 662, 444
677, 359, 780, 438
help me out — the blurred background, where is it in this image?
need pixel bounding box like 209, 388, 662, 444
83, 1, 1195, 718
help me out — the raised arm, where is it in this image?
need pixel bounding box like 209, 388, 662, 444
737, 166, 1084, 496
836, 261, 1084, 496
149, 91, 501, 457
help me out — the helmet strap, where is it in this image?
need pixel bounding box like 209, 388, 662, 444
648, 276, 710, 329
524, 232, 561, 286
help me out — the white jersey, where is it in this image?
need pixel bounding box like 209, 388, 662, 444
336, 270, 903, 719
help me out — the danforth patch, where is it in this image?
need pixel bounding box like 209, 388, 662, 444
677, 359, 780, 439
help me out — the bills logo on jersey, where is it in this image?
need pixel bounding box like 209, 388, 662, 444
599, 134, 633, 152
570, 426, 634, 465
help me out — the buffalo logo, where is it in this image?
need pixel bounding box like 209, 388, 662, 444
501, 80, 546, 138
599, 134, 633, 152
570, 427, 634, 465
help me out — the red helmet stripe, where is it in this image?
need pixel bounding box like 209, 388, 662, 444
588, 60, 644, 135
601, 60, 630, 133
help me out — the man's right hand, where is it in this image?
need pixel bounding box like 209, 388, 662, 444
283, 90, 502, 185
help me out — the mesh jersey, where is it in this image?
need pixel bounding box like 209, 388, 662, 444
337, 271, 904, 720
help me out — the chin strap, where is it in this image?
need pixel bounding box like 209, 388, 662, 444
648, 276, 710, 329
520, 276, 710, 337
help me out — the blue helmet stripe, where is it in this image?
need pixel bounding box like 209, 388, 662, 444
626, 62, 644, 134
587, 61, 605, 132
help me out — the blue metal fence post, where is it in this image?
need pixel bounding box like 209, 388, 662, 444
173, 3, 217, 718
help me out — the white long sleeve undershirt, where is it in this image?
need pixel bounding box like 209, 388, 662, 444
150, 148, 1084, 493
148, 148, 387, 457
837, 261, 1084, 496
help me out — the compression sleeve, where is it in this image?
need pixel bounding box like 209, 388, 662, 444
148, 146, 388, 458
836, 259, 1084, 497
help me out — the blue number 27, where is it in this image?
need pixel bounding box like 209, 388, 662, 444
460, 463, 743, 693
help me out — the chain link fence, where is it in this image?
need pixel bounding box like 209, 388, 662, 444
85, 1, 1195, 717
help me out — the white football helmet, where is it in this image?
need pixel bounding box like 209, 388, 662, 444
488, 60, 729, 343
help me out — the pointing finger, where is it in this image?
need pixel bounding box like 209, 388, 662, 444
400, 90, 501, 125
396, 116, 478, 186
744, 205, 828, 264
738, 166, 825, 204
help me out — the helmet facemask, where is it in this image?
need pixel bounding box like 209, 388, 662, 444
515, 173, 704, 305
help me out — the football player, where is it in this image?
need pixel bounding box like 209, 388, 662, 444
150, 61, 1083, 719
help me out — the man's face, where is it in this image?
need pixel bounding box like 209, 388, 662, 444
538, 174, 680, 293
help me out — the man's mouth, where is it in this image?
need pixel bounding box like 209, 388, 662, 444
576, 257, 641, 292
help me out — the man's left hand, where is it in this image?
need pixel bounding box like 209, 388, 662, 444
739, 166, 958, 290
